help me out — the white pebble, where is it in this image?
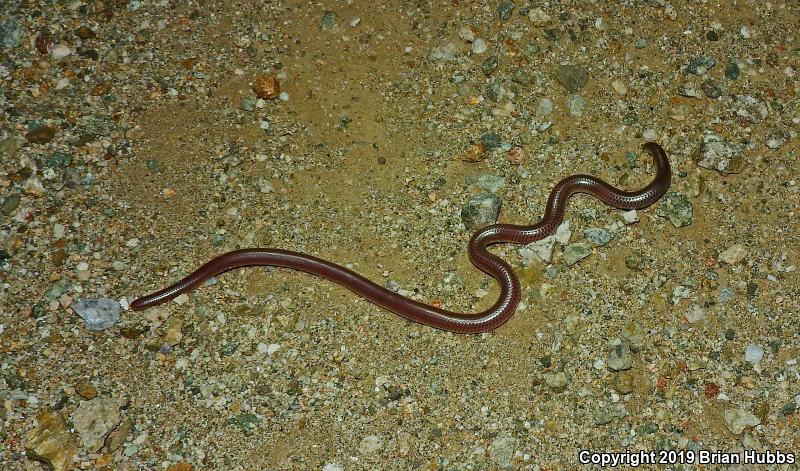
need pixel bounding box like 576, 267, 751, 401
739, 26, 751, 39
76, 261, 89, 271
459, 26, 475, 43
643, 128, 658, 141
266, 343, 280, 355
744, 344, 764, 364
56, 77, 71, 90
278, 92, 289, 101
611, 79, 628, 95
51, 44, 72, 59
126, 238, 139, 248
349, 17, 360, 28
471, 38, 487, 54
621, 209, 639, 224
53, 223, 66, 239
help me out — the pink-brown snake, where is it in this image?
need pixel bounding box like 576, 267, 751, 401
131, 142, 670, 333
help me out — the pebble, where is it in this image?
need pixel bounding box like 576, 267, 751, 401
511, 68, 533, 85
528, 8, 551, 25
686, 56, 717, 75
26, 125, 58, 144
672, 285, 691, 304
607, 340, 633, 371
724, 408, 760, 435
744, 344, 764, 365
563, 242, 591, 266
73, 298, 121, 331
553, 65, 589, 93
471, 38, 487, 55
322, 465, 344, 471
719, 243, 746, 264
0, 18, 24, 48
481, 56, 500, 76
430, 43, 458, 62
734, 95, 769, 123
544, 372, 568, 392
554, 221, 571, 245
460, 194, 502, 230
765, 128, 790, 149
358, 435, 383, 455
611, 79, 628, 95
719, 287, 735, 303
725, 61, 740, 80
519, 236, 556, 264
0, 132, 26, 156
684, 304, 705, 324
497, 1, 515, 21
621, 209, 639, 224
253, 74, 280, 100
476, 174, 505, 193
24, 411, 78, 471
693, 133, 746, 174
51, 44, 73, 59
320, 11, 339, 31
568, 95, 586, 117
458, 27, 475, 43
583, 228, 614, 246
621, 322, 646, 352
489, 434, 516, 468
657, 192, 693, 228
480, 133, 502, 150
72, 397, 123, 452
460, 141, 488, 162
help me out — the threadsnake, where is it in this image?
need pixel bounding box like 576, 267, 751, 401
131, 142, 670, 333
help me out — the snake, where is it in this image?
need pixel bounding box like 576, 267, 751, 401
131, 142, 670, 333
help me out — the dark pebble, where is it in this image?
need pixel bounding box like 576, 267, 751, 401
25, 125, 58, 144
480, 133, 502, 149
481, 56, 500, 76
497, 1, 515, 21
724, 62, 740, 80
724, 328, 735, 340
74, 26, 96, 39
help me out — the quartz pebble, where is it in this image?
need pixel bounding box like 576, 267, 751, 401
724, 408, 760, 434
489, 434, 517, 468
744, 344, 764, 365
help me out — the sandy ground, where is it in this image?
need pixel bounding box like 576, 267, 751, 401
1, 1, 798, 469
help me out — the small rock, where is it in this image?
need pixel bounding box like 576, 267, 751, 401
567, 95, 586, 117
693, 133, 747, 175
519, 236, 556, 264
625, 252, 645, 270
724, 408, 760, 435
322, 465, 344, 471
611, 79, 628, 95
497, 1, 515, 21
1, 194, 21, 219
536, 97, 553, 116
75, 382, 98, 400
528, 8, 551, 26
686, 56, 717, 75
461, 194, 502, 230
657, 192, 693, 228
719, 243, 746, 264
583, 228, 614, 246
51, 44, 72, 59
358, 435, 383, 455
228, 413, 260, 436
320, 11, 338, 31
621, 210, 639, 224
685, 304, 705, 323
563, 242, 591, 266
458, 27, 475, 42
72, 398, 123, 452
476, 174, 505, 193
481, 56, 500, 76
460, 141, 488, 162
430, 43, 458, 62
554, 221, 571, 245
479, 132, 502, 149
25, 411, 78, 471
744, 344, 764, 365
73, 298, 121, 331
253, 74, 280, 100
26, 125, 58, 144
621, 322, 646, 352
607, 341, 633, 371
725, 61, 740, 80
511, 68, 533, 85
471, 38, 487, 54
0, 18, 24, 48
0, 132, 26, 156
489, 434, 516, 468
765, 128, 790, 149
544, 372, 568, 392
612, 371, 635, 395
554, 65, 589, 93
734, 95, 768, 123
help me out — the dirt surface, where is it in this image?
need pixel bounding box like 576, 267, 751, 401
1, 1, 798, 469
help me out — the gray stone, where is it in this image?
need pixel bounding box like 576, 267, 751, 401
765, 128, 790, 149
544, 372, 568, 392
657, 192, 693, 228
686, 56, 717, 75
568, 95, 586, 117
693, 133, 747, 174
476, 174, 505, 193
583, 228, 614, 246
554, 65, 589, 93
0, 132, 26, 156
563, 242, 591, 266
320, 11, 338, 31
461, 194, 502, 230
73, 298, 121, 331
0, 18, 24, 48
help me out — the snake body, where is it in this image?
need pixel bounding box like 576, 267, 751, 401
131, 142, 670, 333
